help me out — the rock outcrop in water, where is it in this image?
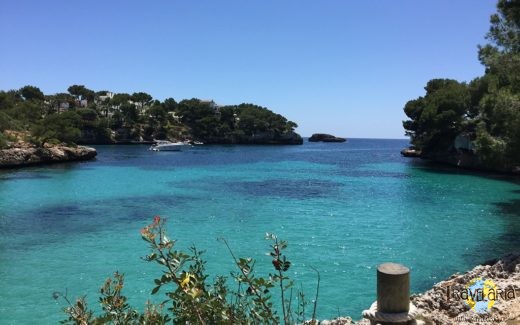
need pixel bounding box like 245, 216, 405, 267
400, 147, 421, 158
308, 133, 346, 143
0, 143, 97, 168
310, 253, 520, 325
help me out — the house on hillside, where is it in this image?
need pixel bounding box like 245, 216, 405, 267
131, 100, 147, 115
95, 92, 116, 117
57, 101, 70, 113
200, 99, 220, 114
168, 111, 182, 122
96, 91, 115, 103
78, 99, 88, 108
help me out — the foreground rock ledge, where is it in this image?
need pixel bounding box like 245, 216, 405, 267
0, 144, 97, 168
313, 253, 520, 325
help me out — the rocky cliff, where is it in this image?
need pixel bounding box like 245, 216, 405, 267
76, 126, 303, 145
197, 130, 303, 145
401, 135, 520, 175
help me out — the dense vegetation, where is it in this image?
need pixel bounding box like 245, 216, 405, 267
403, 0, 520, 171
0, 86, 301, 148
56, 217, 318, 324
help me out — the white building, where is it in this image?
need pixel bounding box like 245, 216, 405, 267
96, 91, 115, 103
200, 99, 220, 113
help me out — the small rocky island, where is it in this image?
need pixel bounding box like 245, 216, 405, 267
308, 133, 346, 142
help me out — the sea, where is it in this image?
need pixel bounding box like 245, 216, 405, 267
0, 139, 519, 323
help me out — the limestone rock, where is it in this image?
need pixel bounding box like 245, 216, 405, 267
401, 148, 422, 157
0, 143, 97, 168
411, 253, 520, 325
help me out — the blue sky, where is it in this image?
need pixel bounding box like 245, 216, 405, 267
0, 0, 497, 138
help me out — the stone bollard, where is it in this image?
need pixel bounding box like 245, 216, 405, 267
362, 263, 419, 325
377, 263, 410, 314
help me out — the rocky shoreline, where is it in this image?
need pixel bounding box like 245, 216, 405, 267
0, 144, 97, 168
195, 130, 303, 145
79, 135, 303, 146
400, 146, 520, 175
411, 253, 520, 325
0, 130, 301, 169
77, 127, 303, 145
316, 253, 520, 324
400, 147, 421, 158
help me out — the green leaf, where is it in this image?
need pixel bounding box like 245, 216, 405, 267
151, 286, 161, 295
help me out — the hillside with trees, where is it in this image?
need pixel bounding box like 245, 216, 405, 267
0, 86, 302, 149
403, 0, 520, 173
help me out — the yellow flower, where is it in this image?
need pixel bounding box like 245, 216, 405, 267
180, 273, 196, 289
188, 288, 202, 299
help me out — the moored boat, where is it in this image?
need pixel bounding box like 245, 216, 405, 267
149, 140, 192, 151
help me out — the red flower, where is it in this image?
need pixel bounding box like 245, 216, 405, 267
272, 259, 281, 270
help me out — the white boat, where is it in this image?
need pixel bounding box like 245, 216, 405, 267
149, 140, 192, 151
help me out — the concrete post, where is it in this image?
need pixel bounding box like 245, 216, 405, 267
377, 262, 410, 314
362, 262, 418, 325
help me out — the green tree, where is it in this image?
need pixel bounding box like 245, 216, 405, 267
0, 111, 16, 131
177, 99, 215, 126
31, 111, 81, 146
76, 108, 99, 128
163, 97, 178, 111
111, 93, 131, 106
120, 103, 138, 126
131, 92, 153, 109
403, 79, 471, 153
110, 111, 124, 129
0, 90, 22, 111
403, 0, 520, 170
147, 104, 167, 125
486, 0, 520, 53
67, 84, 95, 102
19, 85, 44, 101
13, 100, 45, 124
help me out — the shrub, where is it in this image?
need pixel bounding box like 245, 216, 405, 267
56, 216, 315, 324
31, 112, 81, 146
0, 131, 7, 149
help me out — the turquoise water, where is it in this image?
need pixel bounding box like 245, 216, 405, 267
0, 139, 519, 323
